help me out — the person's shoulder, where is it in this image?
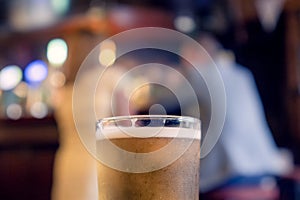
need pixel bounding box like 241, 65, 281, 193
234, 64, 254, 78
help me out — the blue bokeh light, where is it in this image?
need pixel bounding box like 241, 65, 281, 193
24, 60, 48, 84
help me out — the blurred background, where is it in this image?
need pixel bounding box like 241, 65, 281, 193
0, 0, 299, 199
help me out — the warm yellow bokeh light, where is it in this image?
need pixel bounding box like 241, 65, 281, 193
99, 49, 116, 67
98, 39, 117, 67
50, 71, 66, 88
100, 39, 116, 51
13, 82, 28, 98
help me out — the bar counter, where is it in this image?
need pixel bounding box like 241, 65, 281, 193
0, 116, 59, 200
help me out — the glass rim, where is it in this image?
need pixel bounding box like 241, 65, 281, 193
96, 115, 200, 125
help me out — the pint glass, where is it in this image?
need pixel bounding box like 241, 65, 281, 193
96, 115, 201, 200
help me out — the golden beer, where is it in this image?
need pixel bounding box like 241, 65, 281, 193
96, 116, 201, 200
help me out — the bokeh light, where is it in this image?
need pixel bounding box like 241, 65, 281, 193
13, 82, 28, 98
99, 39, 116, 67
30, 102, 48, 119
51, 0, 70, 16
6, 103, 23, 120
9, 0, 58, 31
0, 65, 23, 91
47, 38, 68, 66
50, 71, 66, 88
100, 39, 116, 51
174, 15, 196, 33
24, 60, 48, 84
99, 49, 116, 67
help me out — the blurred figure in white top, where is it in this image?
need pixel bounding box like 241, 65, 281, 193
180, 33, 293, 193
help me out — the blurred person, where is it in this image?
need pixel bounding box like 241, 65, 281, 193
52, 56, 136, 200
180, 33, 292, 195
